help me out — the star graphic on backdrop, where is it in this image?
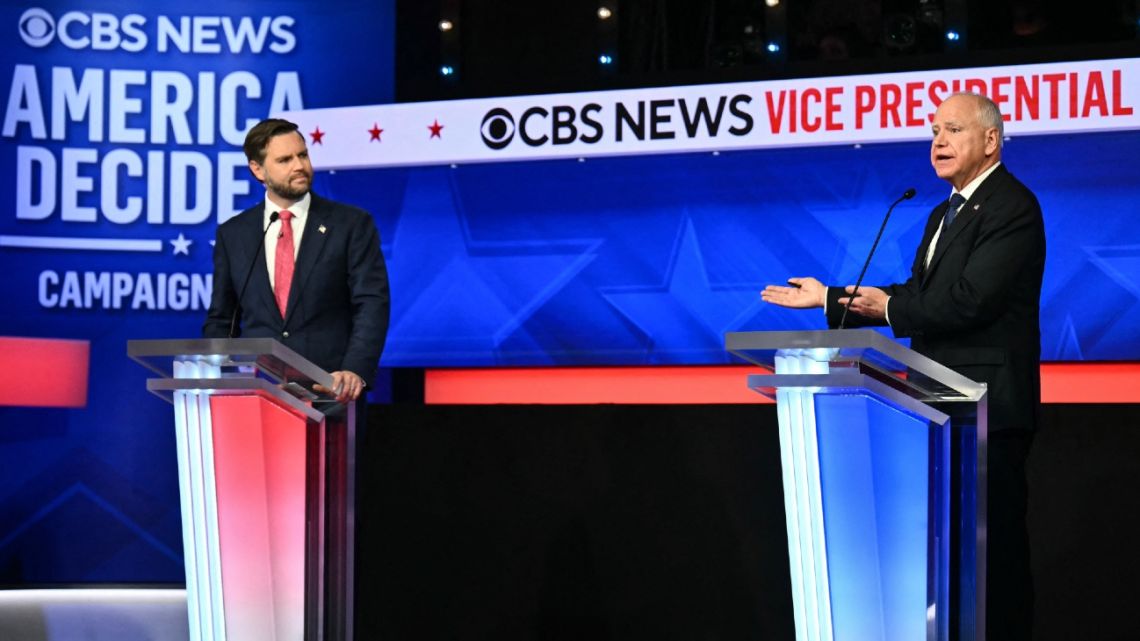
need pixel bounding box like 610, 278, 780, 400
799, 169, 930, 284
1069, 243, 1140, 356
1052, 315, 1085, 360
170, 233, 192, 256
600, 217, 762, 362
368, 123, 384, 142
310, 126, 325, 145
427, 119, 444, 139
383, 168, 599, 365
1085, 244, 1140, 300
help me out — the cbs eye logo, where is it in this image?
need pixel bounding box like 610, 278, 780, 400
480, 108, 515, 150
19, 8, 55, 47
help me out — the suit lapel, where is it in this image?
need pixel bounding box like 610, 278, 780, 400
915, 204, 947, 285
923, 165, 1008, 281
283, 195, 332, 324
236, 207, 279, 316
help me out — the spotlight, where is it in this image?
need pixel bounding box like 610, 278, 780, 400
438, 19, 453, 32
597, 7, 613, 20
599, 54, 614, 65
767, 42, 781, 53
765, 0, 780, 6
945, 30, 961, 41
440, 65, 455, 76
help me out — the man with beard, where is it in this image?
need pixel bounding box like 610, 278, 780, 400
204, 118, 390, 403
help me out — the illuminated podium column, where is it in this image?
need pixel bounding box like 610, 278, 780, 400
726, 329, 987, 641
129, 338, 355, 641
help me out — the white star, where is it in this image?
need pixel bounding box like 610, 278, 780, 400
170, 233, 193, 255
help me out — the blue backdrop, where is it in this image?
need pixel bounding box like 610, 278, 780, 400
321, 128, 1139, 366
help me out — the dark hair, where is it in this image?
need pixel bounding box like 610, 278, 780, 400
243, 118, 303, 164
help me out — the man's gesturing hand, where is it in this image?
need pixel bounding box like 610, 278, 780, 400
761, 277, 826, 309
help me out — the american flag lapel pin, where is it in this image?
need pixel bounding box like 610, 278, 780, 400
319, 224, 327, 234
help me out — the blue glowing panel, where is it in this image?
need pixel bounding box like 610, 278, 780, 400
814, 393, 935, 641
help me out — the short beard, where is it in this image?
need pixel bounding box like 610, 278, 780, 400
265, 173, 311, 201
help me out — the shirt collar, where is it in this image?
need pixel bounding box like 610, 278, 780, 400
952, 161, 1001, 203
263, 191, 311, 226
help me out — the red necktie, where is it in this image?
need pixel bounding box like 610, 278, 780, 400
274, 210, 295, 318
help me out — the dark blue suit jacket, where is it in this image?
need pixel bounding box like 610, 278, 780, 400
203, 193, 390, 386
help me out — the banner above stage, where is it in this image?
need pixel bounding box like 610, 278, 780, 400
282, 57, 1139, 169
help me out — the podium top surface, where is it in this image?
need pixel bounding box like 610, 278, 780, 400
725, 329, 986, 402
128, 338, 336, 401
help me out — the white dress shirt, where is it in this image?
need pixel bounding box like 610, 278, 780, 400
263, 192, 310, 290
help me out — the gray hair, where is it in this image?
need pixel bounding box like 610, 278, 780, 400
949, 91, 1004, 148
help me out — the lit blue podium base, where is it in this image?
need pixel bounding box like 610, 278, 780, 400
729, 330, 987, 641
0, 589, 189, 641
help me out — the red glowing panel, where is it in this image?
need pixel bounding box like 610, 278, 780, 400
0, 337, 89, 407
209, 395, 308, 640
425, 364, 1140, 405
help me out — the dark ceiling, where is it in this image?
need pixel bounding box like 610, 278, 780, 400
396, 0, 1140, 102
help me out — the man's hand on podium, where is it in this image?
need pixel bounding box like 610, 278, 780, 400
761, 277, 826, 309
314, 370, 365, 403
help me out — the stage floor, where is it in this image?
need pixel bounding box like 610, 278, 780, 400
0, 589, 188, 641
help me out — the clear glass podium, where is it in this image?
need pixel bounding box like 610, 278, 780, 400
726, 329, 988, 641
128, 338, 356, 641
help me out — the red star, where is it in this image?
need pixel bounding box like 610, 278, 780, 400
368, 123, 384, 142
427, 119, 444, 139
310, 126, 325, 145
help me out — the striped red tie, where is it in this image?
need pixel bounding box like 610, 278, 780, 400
274, 210, 295, 318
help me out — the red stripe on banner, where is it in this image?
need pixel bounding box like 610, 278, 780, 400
425, 364, 1140, 405
425, 366, 772, 405
0, 337, 89, 408
1040, 363, 1140, 404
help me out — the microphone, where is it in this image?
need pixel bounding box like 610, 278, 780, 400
839, 188, 916, 329
228, 211, 280, 338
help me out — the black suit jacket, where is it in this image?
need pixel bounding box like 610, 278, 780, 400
203, 193, 390, 387
827, 164, 1045, 432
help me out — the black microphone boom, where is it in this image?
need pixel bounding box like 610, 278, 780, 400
228, 211, 280, 338
839, 188, 917, 329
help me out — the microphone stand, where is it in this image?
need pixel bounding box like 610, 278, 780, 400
228, 211, 280, 338
839, 188, 916, 329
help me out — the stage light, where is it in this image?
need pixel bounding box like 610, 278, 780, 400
597, 7, 613, 20
438, 19, 454, 32
765, 0, 780, 6
946, 30, 961, 41
599, 54, 614, 65
767, 42, 781, 53
440, 65, 455, 76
